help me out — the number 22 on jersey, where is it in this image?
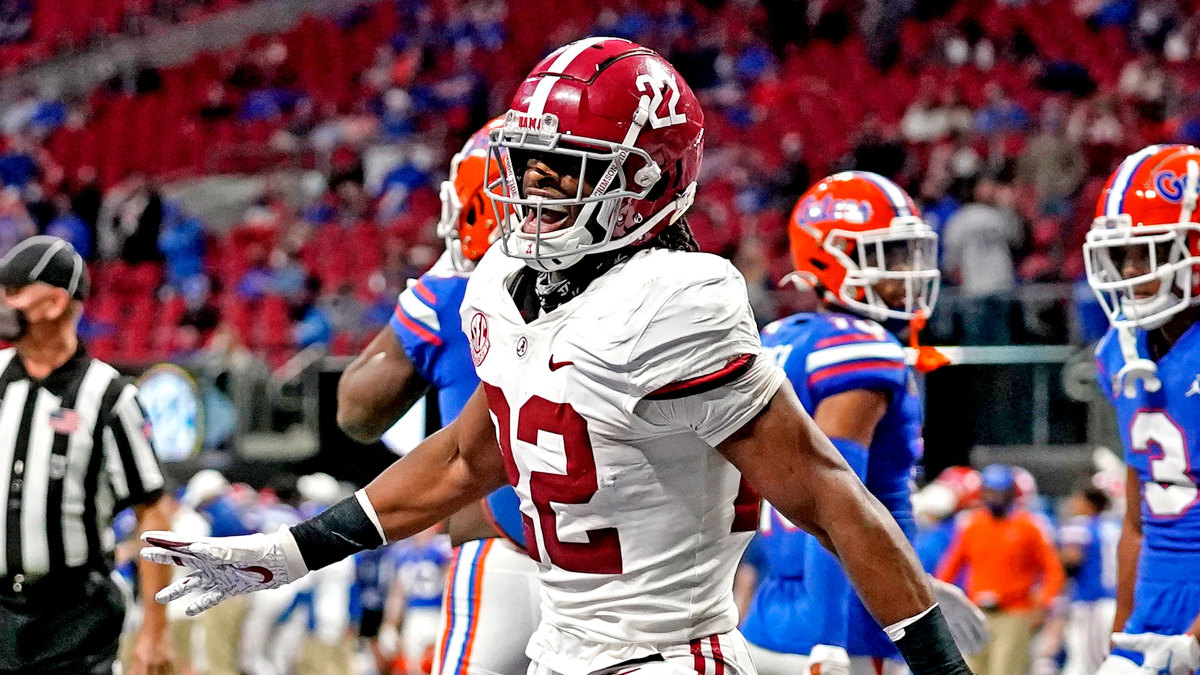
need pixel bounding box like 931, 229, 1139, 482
1130, 410, 1200, 517
482, 383, 623, 574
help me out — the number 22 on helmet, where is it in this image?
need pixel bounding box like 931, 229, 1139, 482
786, 171, 940, 323
1084, 144, 1200, 330
483, 37, 704, 272
436, 117, 506, 273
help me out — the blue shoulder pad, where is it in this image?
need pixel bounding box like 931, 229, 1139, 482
767, 313, 907, 404
389, 272, 469, 384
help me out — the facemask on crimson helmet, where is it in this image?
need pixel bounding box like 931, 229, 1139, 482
1084, 144, 1200, 331
484, 37, 704, 272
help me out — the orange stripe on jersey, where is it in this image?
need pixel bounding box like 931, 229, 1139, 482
413, 280, 438, 305
397, 310, 444, 346
806, 359, 903, 386
458, 539, 493, 673
814, 332, 885, 349
436, 548, 462, 672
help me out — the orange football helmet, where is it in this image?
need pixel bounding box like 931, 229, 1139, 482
787, 171, 939, 322
1084, 144, 1200, 329
437, 116, 505, 272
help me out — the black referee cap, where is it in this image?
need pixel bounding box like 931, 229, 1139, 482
0, 235, 90, 300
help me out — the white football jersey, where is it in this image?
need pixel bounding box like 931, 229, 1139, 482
461, 246, 786, 673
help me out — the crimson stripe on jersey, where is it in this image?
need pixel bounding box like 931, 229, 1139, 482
690, 639, 706, 674
814, 332, 886, 349
709, 635, 726, 675
731, 477, 760, 532
645, 354, 755, 401
806, 359, 903, 387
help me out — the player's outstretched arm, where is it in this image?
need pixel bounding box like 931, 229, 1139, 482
1113, 466, 1143, 635
336, 326, 430, 444
142, 386, 508, 616
362, 384, 508, 539
719, 381, 971, 675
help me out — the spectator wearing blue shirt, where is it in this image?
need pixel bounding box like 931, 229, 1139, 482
158, 206, 206, 290
45, 194, 92, 260
0, 134, 38, 188
975, 83, 1030, 136
293, 276, 333, 349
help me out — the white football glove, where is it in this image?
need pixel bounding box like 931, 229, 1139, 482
140, 527, 309, 616
929, 576, 989, 656
806, 644, 851, 675
1112, 632, 1200, 675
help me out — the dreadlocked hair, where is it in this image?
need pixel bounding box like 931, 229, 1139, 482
643, 217, 699, 253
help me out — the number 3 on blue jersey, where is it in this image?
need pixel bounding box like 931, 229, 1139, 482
1130, 411, 1200, 517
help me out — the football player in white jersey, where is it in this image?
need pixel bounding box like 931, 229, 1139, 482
140, 38, 974, 675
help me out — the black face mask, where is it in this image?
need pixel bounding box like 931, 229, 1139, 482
987, 502, 1012, 519
0, 305, 28, 341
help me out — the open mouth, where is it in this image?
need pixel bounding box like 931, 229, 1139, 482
520, 204, 572, 235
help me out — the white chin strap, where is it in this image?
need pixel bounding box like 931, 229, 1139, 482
1115, 323, 1160, 398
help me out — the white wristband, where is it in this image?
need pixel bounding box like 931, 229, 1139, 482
884, 604, 938, 642
356, 488, 388, 544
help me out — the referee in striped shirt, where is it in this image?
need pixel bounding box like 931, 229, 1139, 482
0, 236, 174, 674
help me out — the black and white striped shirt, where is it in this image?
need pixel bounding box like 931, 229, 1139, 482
0, 346, 163, 580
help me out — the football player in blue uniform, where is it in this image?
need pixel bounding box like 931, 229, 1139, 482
1057, 480, 1121, 675
335, 118, 541, 675
742, 171, 987, 675
1085, 144, 1200, 675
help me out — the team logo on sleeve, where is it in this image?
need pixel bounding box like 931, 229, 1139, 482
469, 312, 491, 366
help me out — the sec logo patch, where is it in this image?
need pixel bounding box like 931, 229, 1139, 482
469, 312, 490, 366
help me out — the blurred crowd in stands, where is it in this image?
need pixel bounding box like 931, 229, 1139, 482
0, 0, 1198, 367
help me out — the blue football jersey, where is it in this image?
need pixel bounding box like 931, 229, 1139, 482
742, 312, 923, 659
389, 536, 452, 609
390, 253, 525, 548
1095, 325, 1200, 564
1095, 324, 1200, 640
390, 256, 478, 423
1059, 514, 1120, 602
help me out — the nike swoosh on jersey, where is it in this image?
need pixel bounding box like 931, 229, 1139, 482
549, 356, 574, 371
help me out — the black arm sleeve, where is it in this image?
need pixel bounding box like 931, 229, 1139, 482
891, 606, 975, 675
289, 495, 385, 571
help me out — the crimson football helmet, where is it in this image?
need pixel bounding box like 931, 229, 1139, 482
913, 466, 982, 521
436, 116, 505, 272
484, 37, 704, 271
1084, 144, 1200, 330
787, 171, 939, 322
